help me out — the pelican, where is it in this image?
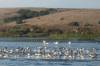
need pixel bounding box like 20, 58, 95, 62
9, 49, 13, 54
33, 47, 42, 59
68, 41, 71, 48
45, 43, 49, 48
68, 49, 73, 59
26, 53, 31, 58
54, 41, 59, 49
89, 48, 97, 58
43, 40, 46, 45
43, 40, 49, 48
54, 41, 59, 45
79, 48, 85, 60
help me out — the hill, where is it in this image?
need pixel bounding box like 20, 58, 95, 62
23, 9, 100, 31
0, 8, 100, 40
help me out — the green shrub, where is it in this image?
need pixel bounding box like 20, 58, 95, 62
69, 21, 80, 27
98, 21, 100, 24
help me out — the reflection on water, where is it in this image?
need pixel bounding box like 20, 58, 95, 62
0, 59, 99, 66
0, 40, 99, 66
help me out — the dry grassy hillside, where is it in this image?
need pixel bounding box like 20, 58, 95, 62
0, 8, 87, 19
0, 8, 56, 19
0, 8, 17, 19
0, 8, 100, 39
23, 9, 100, 31
0, 8, 100, 35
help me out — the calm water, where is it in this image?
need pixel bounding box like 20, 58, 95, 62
0, 40, 100, 66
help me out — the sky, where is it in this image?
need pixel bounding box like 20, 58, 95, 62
0, 0, 100, 9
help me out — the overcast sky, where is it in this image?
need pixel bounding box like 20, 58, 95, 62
0, 0, 99, 9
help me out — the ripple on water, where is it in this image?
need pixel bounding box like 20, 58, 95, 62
0, 41, 99, 66
0, 59, 100, 66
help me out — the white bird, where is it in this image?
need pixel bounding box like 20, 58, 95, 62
43, 40, 48, 47
43, 40, 46, 44
68, 41, 71, 48
54, 41, 59, 45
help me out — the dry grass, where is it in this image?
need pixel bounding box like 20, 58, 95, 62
0, 8, 100, 32
23, 9, 100, 31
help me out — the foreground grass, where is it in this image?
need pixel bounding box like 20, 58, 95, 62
0, 31, 100, 40
49, 33, 100, 40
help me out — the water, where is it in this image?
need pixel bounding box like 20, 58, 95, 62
0, 40, 100, 66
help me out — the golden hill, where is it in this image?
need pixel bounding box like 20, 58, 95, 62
0, 8, 100, 33
23, 9, 100, 32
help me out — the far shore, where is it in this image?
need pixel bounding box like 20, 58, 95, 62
0, 37, 99, 42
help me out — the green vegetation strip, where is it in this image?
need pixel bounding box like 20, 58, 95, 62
49, 33, 100, 40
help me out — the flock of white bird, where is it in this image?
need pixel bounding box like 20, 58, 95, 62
0, 40, 97, 60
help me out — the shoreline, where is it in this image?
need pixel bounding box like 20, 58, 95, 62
0, 37, 99, 42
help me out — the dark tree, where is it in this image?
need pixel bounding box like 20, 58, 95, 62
39, 10, 50, 16
17, 9, 38, 19
98, 21, 100, 24
47, 28, 63, 34
69, 21, 80, 27
47, 8, 57, 13
16, 18, 23, 24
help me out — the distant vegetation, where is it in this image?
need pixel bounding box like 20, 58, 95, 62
0, 8, 100, 40
2, 8, 57, 24
0, 22, 99, 40
69, 21, 80, 27
98, 21, 100, 24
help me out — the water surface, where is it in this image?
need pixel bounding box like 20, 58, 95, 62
0, 40, 100, 66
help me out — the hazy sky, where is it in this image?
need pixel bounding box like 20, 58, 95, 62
0, 0, 99, 8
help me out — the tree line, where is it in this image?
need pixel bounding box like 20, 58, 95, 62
3, 9, 57, 24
